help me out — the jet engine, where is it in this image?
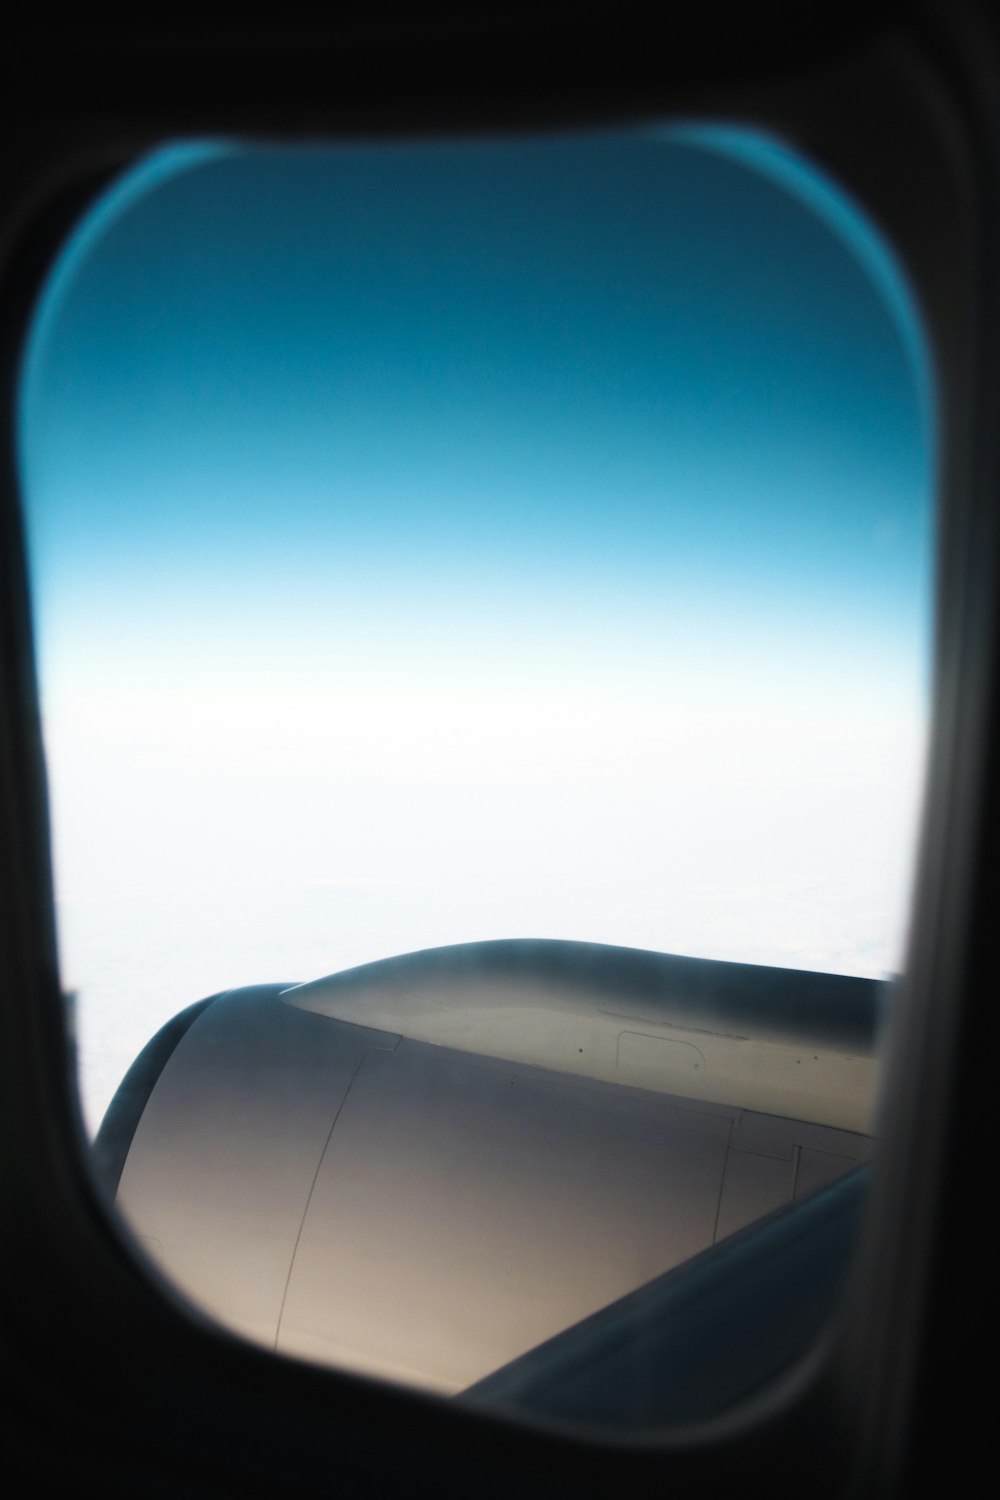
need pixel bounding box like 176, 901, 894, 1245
95, 939, 878, 1395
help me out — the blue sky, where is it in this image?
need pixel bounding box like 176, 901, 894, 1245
16, 127, 933, 1126
23, 133, 929, 679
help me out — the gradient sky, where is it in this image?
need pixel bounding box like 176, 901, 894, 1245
17, 127, 933, 1128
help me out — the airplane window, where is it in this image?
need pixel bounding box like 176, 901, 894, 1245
17, 126, 932, 1420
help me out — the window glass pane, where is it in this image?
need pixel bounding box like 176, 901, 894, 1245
18, 128, 932, 1419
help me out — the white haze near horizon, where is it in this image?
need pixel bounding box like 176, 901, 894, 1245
43, 647, 927, 1135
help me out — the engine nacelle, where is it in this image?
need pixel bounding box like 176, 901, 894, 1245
96, 939, 878, 1394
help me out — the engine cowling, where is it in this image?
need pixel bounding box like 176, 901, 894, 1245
96, 939, 878, 1394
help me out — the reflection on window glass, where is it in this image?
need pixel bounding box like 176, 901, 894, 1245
19, 127, 931, 1417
